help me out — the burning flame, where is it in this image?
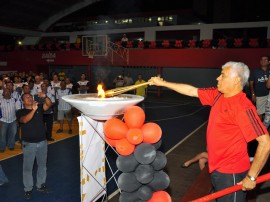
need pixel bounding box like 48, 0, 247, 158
97, 84, 105, 98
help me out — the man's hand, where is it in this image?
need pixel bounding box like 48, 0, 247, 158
238, 176, 256, 191
148, 76, 166, 86
32, 101, 38, 111
251, 94, 256, 103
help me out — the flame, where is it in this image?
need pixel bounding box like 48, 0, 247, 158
97, 84, 105, 98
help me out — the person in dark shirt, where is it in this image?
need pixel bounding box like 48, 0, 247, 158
249, 56, 270, 120
16, 92, 52, 200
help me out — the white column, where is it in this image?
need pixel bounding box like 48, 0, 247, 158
77, 115, 106, 202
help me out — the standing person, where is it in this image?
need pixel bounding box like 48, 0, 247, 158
261, 57, 270, 128
34, 83, 55, 141
16, 92, 52, 200
77, 73, 90, 94
124, 73, 134, 86
0, 89, 17, 152
56, 81, 73, 134
249, 56, 270, 120
34, 75, 43, 93
121, 34, 128, 43
135, 74, 147, 97
124, 73, 134, 94
149, 61, 270, 202
51, 74, 61, 122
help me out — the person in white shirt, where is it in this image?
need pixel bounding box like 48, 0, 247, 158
77, 73, 89, 94
51, 74, 61, 121
65, 77, 73, 92
56, 81, 73, 134
121, 34, 128, 43
0, 89, 17, 152
34, 75, 43, 93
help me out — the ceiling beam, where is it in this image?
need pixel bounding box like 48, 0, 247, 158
38, 0, 101, 31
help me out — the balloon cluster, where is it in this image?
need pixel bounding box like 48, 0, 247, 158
104, 106, 171, 202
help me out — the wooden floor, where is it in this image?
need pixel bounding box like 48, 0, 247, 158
0, 119, 79, 161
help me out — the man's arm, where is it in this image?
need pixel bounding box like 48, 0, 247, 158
149, 76, 198, 97
266, 75, 270, 88
249, 80, 256, 103
240, 134, 270, 190
43, 96, 52, 111
19, 101, 38, 124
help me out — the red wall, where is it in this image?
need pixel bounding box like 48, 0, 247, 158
0, 48, 269, 72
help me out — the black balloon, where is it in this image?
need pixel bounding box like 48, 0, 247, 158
137, 185, 153, 201
148, 171, 170, 191
153, 139, 162, 150
134, 143, 157, 164
116, 154, 139, 172
134, 164, 154, 184
151, 151, 167, 171
118, 172, 142, 192
119, 191, 139, 202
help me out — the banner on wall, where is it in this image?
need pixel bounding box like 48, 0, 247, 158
77, 115, 106, 202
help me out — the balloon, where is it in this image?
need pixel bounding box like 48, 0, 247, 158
137, 185, 153, 201
147, 191, 172, 202
116, 139, 135, 156
119, 191, 139, 202
148, 171, 170, 191
151, 151, 167, 171
152, 139, 162, 150
124, 106, 145, 128
105, 136, 118, 147
134, 164, 154, 184
104, 118, 128, 140
134, 143, 157, 164
126, 128, 143, 145
142, 122, 162, 144
116, 154, 139, 173
118, 172, 142, 192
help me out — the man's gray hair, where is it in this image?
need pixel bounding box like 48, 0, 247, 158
222, 61, 250, 88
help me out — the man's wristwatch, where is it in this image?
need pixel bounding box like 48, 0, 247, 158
247, 175, 256, 181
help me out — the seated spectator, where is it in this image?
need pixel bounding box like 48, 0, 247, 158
181, 152, 208, 170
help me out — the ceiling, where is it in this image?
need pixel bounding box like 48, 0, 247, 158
0, 0, 99, 33
0, 0, 269, 36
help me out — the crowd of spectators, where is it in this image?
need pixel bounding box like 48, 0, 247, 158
0, 71, 91, 153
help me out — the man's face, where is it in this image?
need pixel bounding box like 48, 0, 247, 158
41, 84, 47, 92
2, 89, 11, 99
23, 85, 31, 93
22, 94, 33, 105
35, 76, 40, 82
6, 83, 13, 90
60, 81, 66, 89
217, 67, 237, 93
53, 75, 58, 81
260, 57, 270, 67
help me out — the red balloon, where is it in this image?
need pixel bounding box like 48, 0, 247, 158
124, 106, 145, 128
104, 118, 128, 140
116, 139, 135, 156
147, 191, 171, 202
142, 122, 162, 144
105, 136, 118, 147
126, 128, 143, 145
